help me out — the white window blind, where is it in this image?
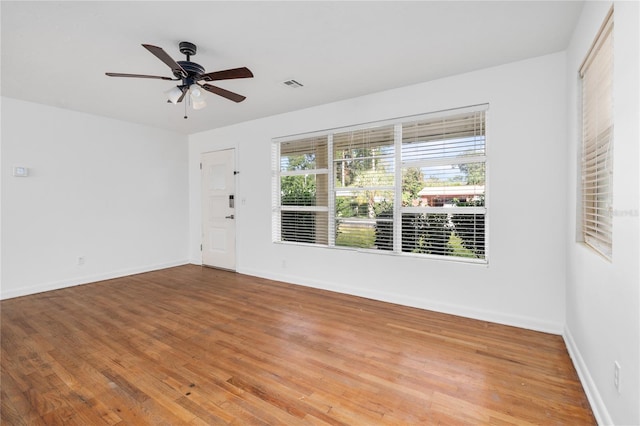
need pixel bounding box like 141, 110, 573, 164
580, 7, 613, 259
273, 104, 488, 262
334, 125, 395, 249
274, 136, 329, 245
400, 110, 486, 259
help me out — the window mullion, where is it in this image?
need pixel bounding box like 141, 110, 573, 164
272, 142, 281, 242
335, 186, 395, 192
280, 168, 329, 177
402, 155, 486, 169
394, 123, 403, 253
328, 134, 335, 246
402, 206, 486, 215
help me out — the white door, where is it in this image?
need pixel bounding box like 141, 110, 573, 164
201, 149, 236, 270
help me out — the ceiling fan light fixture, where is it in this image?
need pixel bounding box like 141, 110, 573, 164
190, 84, 206, 110
192, 97, 207, 110
190, 84, 202, 98
165, 86, 183, 104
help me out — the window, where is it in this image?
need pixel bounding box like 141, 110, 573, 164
273, 105, 488, 262
580, 7, 613, 259
334, 126, 395, 249
400, 111, 486, 258
273, 136, 329, 245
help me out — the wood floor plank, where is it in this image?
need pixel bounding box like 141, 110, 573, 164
1, 265, 595, 425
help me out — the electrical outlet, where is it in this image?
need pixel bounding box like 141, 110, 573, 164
77, 256, 85, 266
614, 361, 621, 392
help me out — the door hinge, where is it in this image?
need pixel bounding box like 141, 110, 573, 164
200, 162, 202, 170
200, 244, 202, 251
234, 170, 240, 175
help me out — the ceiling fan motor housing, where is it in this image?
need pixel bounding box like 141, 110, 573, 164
176, 61, 205, 82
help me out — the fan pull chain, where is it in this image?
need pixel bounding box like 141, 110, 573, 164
184, 94, 188, 119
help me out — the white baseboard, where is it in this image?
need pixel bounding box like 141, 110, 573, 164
238, 267, 564, 335
563, 326, 613, 426
0, 259, 190, 300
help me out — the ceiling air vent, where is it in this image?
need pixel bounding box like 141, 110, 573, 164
282, 79, 304, 88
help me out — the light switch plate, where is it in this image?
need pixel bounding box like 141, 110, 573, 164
13, 166, 29, 177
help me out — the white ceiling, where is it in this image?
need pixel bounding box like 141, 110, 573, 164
1, 1, 584, 135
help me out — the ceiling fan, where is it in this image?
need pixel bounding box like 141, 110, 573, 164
106, 41, 253, 113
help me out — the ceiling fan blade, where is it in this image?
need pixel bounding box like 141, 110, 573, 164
106, 72, 174, 80
200, 83, 247, 103
142, 44, 187, 77
200, 67, 254, 82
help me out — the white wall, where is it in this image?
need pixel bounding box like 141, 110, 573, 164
189, 52, 568, 334
564, 2, 639, 425
1, 97, 190, 299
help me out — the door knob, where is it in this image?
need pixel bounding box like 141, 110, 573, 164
225, 214, 235, 219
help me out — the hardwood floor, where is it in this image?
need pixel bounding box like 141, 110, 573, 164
1, 265, 594, 425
